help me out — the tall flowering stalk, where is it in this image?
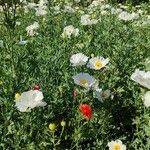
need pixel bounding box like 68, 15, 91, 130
0, 0, 23, 94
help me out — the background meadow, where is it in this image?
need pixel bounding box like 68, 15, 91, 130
0, 0, 150, 149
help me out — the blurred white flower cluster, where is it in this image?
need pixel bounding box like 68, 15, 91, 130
70, 53, 111, 101
23, 0, 48, 16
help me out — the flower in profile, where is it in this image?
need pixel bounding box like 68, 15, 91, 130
131, 69, 150, 89
79, 104, 92, 120
118, 11, 139, 21
14, 89, 46, 112
80, 14, 98, 25
49, 123, 56, 131
72, 73, 96, 89
26, 22, 39, 36
18, 36, 28, 45
144, 91, 150, 108
70, 53, 88, 66
107, 140, 126, 150
87, 57, 109, 70
95, 89, 111, 102
62, 25, 79, 38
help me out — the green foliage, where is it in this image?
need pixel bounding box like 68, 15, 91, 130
0, 0, 150, 149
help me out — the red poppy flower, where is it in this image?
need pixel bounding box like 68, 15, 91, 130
79, 104, 92, 120
33, 84, 40, 90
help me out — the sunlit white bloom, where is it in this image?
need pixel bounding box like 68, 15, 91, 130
81, 14, 98, 25
87, 57, 109, 70
26, 22, 39, 36
72, 73, 96, 89
63, 6, 75, 13
101, 10, 107, 15
144, 91, 150, 108
53, 6, 61, 14
62, 25, 79, 38
107, 140, 126, 150
95, 89, 111, 102
111, 8, 122, 14
35, 5, 47, 16
118, 11, 139, 21
18, 36, 28, 45
89, 0, 105, 7
101, 4, 111, 10
131, 69, 150, 89
70, 53, 88, 66
28, 2, 37, 9
15, 90, 47, 112
38, 0, 48, 6
16, 21, 21, 26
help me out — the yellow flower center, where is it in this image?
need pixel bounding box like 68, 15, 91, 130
95, 61, 103, 68
15, 93, 21, 101
113, 144, 121, 150
79, 79, 89, 85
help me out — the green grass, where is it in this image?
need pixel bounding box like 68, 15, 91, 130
0, 1, 150, 149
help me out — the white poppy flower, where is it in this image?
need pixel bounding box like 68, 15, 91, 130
95, 89, 111, 102
87, 57, 109, 70
63, 6, 75, 13
26, 22, 39, 36
62, 25, 79, 38
35, 5, 47, 16
118, 11, 139, 21
72, 73, 96, 89
107, 140, 126, 150
70, 53, 88, 66
15, 90, 47, 112
81, 14, 98, 25
144, 91, 150, 108
131, 69, 150, 89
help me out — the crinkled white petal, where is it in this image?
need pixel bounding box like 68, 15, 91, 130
70, 53, 88, 66
72, 73, 96, 89
81, 14, 98, 25
15, 90, 46, 112
62, 25, 79, 38
131, 69, 150, 89
118, 11, 139, 21
144, 91, 150, 108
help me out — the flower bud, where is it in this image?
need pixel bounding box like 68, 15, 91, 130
15, 93, 21, 100
61, 120, 66, 127
33, 84, 40, 90
49, 123, 56, 131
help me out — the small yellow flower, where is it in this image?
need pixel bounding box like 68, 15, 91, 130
61, 120, 66, 127
15, 93, 21, 101
49, 123, 56, 131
